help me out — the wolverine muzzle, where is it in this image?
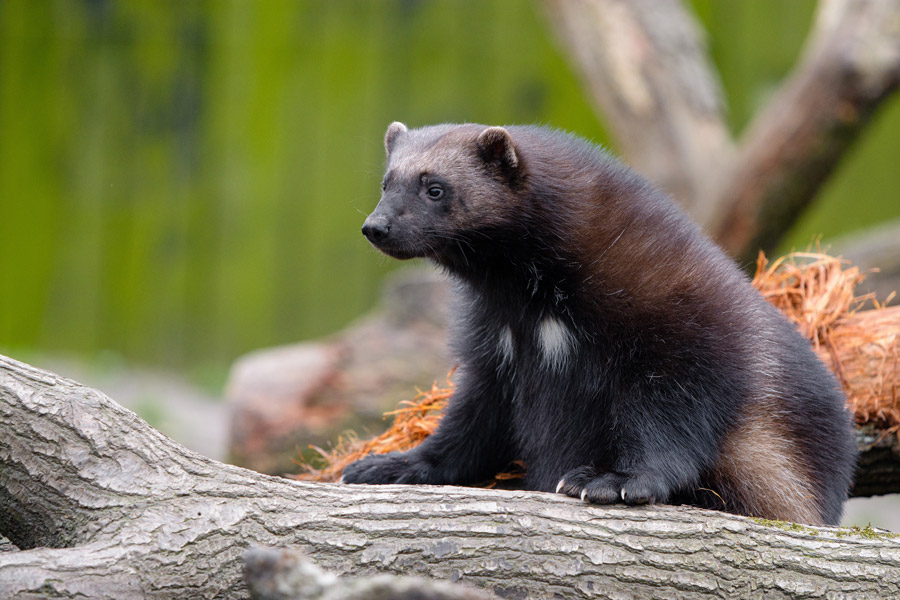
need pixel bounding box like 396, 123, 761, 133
361, 217, 390, 243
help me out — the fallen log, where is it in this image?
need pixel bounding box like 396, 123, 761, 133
1, 354, 900, 599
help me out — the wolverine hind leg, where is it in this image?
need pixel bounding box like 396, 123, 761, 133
709, 405, 825, 525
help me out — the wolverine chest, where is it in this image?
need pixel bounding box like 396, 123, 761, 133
493, 315, 579, 374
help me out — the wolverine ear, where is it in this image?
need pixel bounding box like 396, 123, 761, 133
477, 126, 519, 171
384, 121, 408, 155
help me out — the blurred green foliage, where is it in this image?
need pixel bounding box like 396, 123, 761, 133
1, 0, 898, 370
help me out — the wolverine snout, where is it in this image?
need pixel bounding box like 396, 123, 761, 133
361, 217, 390, 242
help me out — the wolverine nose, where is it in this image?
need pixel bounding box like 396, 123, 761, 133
362, 219, 390, 242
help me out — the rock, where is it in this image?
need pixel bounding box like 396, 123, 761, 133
226, 267, 453, 474
227, 342, 346, 473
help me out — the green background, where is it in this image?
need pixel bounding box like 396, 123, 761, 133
1, 0, 898, 373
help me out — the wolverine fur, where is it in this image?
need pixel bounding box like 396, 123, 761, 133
344, 122, 858, 525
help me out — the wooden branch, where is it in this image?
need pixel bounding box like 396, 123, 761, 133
541, 0, 734, 225
541, 0, 900, 261
2, 355, 900, 599
711, 0, 900, 261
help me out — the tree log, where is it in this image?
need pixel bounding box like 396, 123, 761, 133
542, 0, 900, 261
0, 534, 17, 553
2, 355, 900, 599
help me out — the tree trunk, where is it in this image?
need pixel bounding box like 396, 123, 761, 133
542, 0, 900, 261
2, 355, 900, 599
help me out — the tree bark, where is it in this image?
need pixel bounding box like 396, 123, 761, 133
542, 0, 900, 261
0, 534, 17, 553
2, 355, 900, 599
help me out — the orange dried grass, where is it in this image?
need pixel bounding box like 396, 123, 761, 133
752, 251, 899, 437
751, 251, 870, 349
296, 251, 899, 481
293, 374, 454, 482
825, 309, 900, 433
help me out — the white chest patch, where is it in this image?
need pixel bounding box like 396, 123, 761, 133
497, 325, 515, 364
538, 316, 575, 370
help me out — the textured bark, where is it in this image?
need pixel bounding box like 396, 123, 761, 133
542, 0, 900, 260
2, 353, 900, 600
0, 534, 17, 553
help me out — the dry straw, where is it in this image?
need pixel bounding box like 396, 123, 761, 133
752, 251, 899, 436
296, 252, 899, 482
293, 375, 454, 483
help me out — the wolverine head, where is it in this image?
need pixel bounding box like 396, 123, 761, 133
362, 122, 524, 263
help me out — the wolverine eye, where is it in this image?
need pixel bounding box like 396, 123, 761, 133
426, 184, 444, 200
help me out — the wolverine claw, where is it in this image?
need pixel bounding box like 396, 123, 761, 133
555, 479, 566, 494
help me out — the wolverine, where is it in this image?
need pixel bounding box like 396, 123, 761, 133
342, 122, 857, 525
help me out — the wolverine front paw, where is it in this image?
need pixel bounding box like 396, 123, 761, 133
556, 466, 669, 505
341, 452, 431, 485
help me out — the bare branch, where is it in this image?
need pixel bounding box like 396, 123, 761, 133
711, 0, 900, 261
542, 0, 735, 225
542, 0, 900, 261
